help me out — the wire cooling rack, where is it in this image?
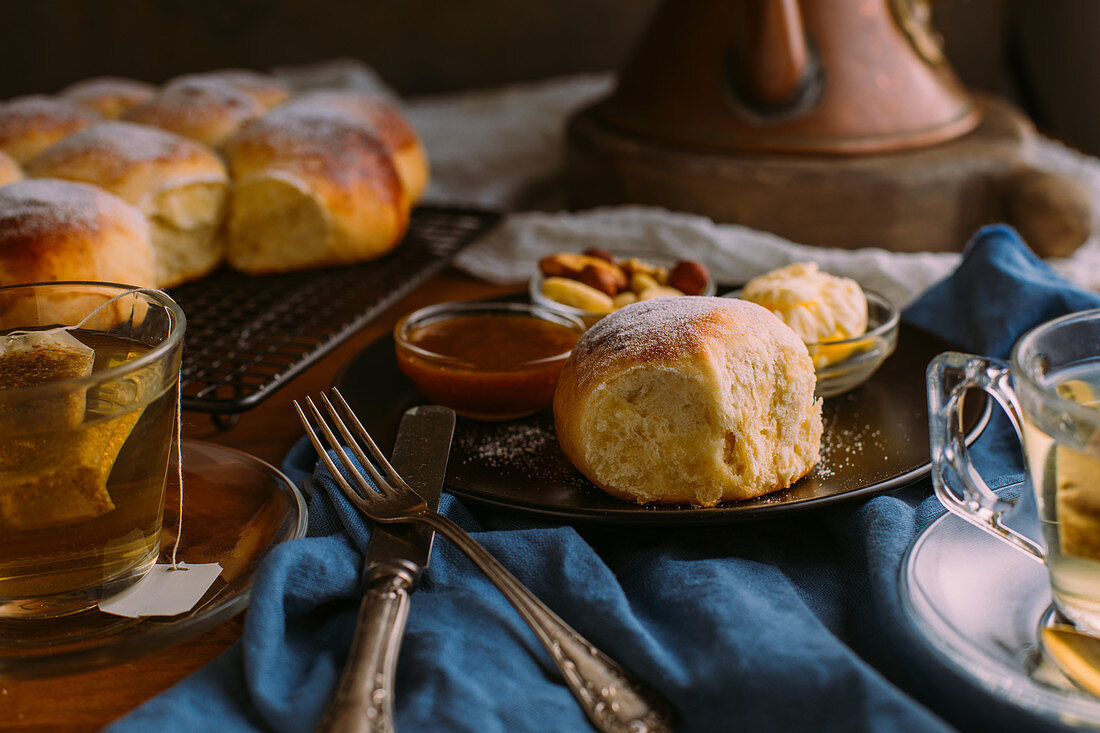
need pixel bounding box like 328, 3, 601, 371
171, 206, 500, 426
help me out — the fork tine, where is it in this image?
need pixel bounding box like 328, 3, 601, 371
303, 396, 383, 502
316, 392, 392, 496
293, 400, 365, 506
329, 387, 410, 491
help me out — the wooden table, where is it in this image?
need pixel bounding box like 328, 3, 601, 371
2, 269, 518, 732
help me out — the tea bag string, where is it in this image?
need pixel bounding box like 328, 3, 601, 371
69, 288, 187, 572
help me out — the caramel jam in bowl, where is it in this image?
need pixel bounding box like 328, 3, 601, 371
395, 302, 584, 420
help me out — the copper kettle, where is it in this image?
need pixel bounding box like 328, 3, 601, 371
595, 0, 980, 154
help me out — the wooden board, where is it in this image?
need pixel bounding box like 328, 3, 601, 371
565, 94, 1088, 255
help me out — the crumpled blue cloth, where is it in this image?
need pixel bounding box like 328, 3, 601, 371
110, 224, 1100, 733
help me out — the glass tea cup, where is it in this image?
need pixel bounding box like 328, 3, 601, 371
0, 282, 184, 620
928, 308, 1100, 632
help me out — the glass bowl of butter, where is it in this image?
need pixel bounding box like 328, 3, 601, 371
728, 263, 900, 398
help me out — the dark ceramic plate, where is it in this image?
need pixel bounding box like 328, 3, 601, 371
336, 322, 987, 525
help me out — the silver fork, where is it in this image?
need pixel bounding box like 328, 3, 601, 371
295, 388, 673, 733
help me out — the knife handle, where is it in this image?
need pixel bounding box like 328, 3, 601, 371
414, 512, 674, 733
315, 565, 417, 733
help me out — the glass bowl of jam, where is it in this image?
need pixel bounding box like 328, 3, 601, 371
394, 301, 585, 421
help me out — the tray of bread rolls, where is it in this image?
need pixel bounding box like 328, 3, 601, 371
0, 68, 500, 420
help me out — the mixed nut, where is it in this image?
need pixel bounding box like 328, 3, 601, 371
538, 249, 711, 315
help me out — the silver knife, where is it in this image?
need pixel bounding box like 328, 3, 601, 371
315, 404, 456, 733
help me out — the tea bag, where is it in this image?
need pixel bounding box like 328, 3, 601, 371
0, 328, 94, 432
0, 328, 148, 533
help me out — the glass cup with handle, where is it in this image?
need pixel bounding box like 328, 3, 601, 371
928, 308, 1100, 633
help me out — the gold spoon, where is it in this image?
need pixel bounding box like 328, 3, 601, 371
1042, 624, 1100, 697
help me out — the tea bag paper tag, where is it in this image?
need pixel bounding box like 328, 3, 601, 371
98, 563, 222, 618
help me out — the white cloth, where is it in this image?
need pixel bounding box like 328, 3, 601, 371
408, 74, 612, 211
401, 71, 1100, 306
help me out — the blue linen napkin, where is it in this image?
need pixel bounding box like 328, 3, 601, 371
110, 224, 1100, 733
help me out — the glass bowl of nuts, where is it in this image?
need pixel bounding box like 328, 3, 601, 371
529, 248, 716, 326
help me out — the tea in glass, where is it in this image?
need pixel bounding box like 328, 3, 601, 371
0, 283, 184, 619
1021, 362, 1100, 630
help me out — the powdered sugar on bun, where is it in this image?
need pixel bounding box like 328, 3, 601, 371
0, 178, 133, 239
169, 70, 290, 110
0, 178, 154, 288
59, 77, 156, 119
124, 77, 266, 148
259, 91, 428, 201
0, 96, 100, 164
0, 151, 21, 188
554, 296, 823, 506
28, 122, 223, 180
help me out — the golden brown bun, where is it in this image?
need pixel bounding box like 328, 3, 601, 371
554, 297, 823, 507
0, 179, 155, 290
123, 76, 267, 148
27, 122, 229, 288
58, 77, 156, 119
0, 96, 100, 164
174, 69, 291, 110
0, 151, 22, 187
272, 91, 429, 202
223, 111, 408, 274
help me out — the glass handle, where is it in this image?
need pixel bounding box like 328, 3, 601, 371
926, 351, 1045, 561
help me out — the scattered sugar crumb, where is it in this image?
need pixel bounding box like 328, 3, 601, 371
814, 410, 888, 479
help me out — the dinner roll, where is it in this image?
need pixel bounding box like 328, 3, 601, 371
0, 96, 99, 164
0, 179, 155, 290
554, 297, 823, 506
59, 76, 156, 119
223, 111, 408, 273
27, 122, 229, 287
0, 151, 21, 187
124, 76, 267, 148
272, 91, 429, 202
174, 69, 291, 110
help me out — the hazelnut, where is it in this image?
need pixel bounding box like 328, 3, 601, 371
539, 253, 589, 279
578, 263, 625, 296
668, 260, 710, 296
582, 247, 616, 263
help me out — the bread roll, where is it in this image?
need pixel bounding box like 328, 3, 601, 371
27, 122, 229, 287
272, 91, 429, 202
173, 69, 291, 110
223, 112, 408, 273
0, 151, 21, 187
59, 77, 156, 119
0, 179, 155, 291
554, 297, 822, 506
124, 76, 267, 148
0, 96, 100, 164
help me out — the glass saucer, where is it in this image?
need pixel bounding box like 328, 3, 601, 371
0, 440, 308, 680
901, 505, 1100, 728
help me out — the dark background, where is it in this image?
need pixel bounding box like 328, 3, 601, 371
0, 0, 1096, 154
